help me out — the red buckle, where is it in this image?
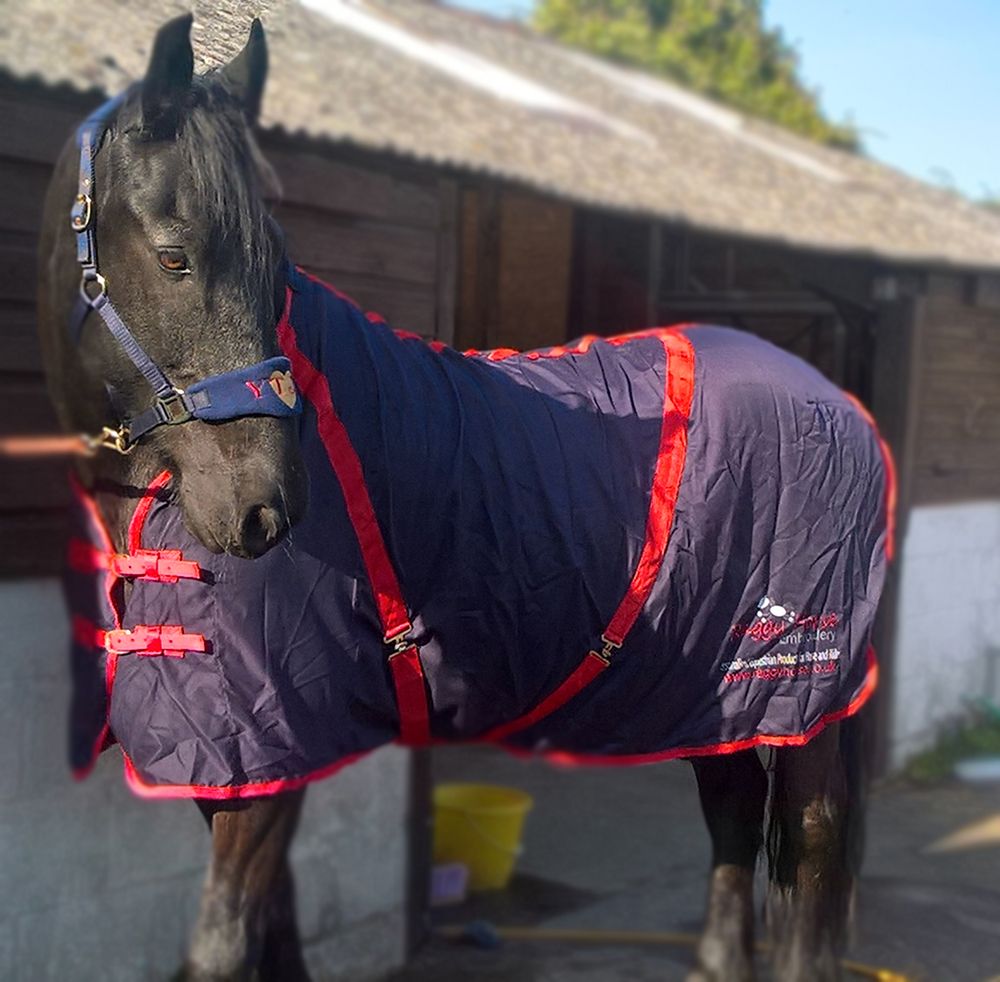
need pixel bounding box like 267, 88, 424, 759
103, 624, 207, 658
110, 549, 202, 583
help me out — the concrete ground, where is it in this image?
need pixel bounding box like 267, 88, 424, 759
385, 745, 1000, 982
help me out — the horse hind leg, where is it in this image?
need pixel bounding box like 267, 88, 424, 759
185, 789, 311, 982
687, 749, 767, 982
767, 718, 865, 982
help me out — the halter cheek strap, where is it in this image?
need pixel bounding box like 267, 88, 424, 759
68, 93, 301, 453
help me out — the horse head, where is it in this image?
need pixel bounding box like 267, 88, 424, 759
37, 14, 307, 558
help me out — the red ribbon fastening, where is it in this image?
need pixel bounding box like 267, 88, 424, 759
110, 549, 202, 583
103, 625, 206, 658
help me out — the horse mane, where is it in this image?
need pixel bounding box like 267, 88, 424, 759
184, 74, 281, 296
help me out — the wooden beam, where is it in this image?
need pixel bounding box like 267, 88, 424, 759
672, 230, 691, 292
435, 179, 458, 346
475, 187, 502, 350
404, 748, 433, 958
573, 214, 602, 335
646, 223, 662, 327
659, 293, 837, 316
832, 317, 849, 388
969, 273, 1000, 310
868, 296, 923, 776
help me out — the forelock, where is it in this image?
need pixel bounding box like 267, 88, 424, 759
177, 75, 280, 296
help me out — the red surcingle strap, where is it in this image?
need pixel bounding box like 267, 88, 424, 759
388, 641, 432, 745
485, 652, 609, 743
483, 330, 696, 742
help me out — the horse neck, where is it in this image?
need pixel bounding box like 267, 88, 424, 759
310, 294, 462, 586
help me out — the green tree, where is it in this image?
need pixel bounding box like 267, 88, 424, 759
534, 0, 860, 149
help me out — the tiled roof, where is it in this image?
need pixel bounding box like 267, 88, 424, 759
4, 0, 1000, 268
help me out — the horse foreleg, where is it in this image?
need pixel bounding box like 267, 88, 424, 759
768, 723, 853, 982
258, 860, 311, 981
687, 749, 767, 982
186, 789, 309, 982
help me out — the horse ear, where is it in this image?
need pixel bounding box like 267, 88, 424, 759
219, 19, 268, 125
142, 14, 194, 137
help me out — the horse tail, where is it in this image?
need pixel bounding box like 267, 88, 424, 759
764, 706, 872, 970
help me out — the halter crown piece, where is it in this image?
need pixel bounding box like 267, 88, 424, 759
68, 93, 301, 454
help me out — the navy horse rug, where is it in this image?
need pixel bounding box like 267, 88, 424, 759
67, 265, 894, 798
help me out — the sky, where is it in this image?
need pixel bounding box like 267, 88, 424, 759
444, 0, 1000, 201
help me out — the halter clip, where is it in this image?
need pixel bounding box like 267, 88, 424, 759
81, 425, 134, 456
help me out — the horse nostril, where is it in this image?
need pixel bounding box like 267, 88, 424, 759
239, 503, 286, 557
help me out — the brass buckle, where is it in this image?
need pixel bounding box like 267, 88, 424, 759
593, 635, 621, 666
80, 425, 134, 456
158, 389, 192, 425
384, 627, 412, 658
70, 193, 92, 232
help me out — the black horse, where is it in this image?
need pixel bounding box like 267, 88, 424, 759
38, 15, 888, 982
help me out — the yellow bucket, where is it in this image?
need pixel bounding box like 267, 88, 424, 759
432, 783, 534, 891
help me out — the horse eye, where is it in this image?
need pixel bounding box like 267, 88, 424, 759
157, 249, 191, 274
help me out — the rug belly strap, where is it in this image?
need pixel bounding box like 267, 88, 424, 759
389, 644, 431, 745
482, 329, 696, 743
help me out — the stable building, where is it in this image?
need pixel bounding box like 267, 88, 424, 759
2, 0, 1000, 977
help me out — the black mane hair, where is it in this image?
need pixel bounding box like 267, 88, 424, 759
185, 73, 281, 294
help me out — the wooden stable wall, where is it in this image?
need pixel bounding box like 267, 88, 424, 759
266, 138, 456, 341
570, 210, 880, 398
456, 186, 574, 351
909, 292, 1000, 506
0, 79, 457, 577
0, 82, 84, 577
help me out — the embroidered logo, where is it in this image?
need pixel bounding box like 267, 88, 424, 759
268, 370, 298, 409
723, 596, 843, 685
756, 595, 796, 623
245, 371, 299, 409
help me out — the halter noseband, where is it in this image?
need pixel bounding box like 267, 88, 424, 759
68, 93, 301, 454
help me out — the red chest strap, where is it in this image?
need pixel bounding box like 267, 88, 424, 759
104, 625, 207, 658
110, 549, 202, 583
279, 308, 430, 745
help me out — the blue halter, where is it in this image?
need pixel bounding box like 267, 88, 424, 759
68, 93, 301, 453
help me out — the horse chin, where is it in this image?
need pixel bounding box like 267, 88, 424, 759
169, 418, 309, 560
174, 462, 307, 560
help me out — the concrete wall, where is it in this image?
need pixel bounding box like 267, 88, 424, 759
890, 502, 1000, 767
0, 579, 409, 982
